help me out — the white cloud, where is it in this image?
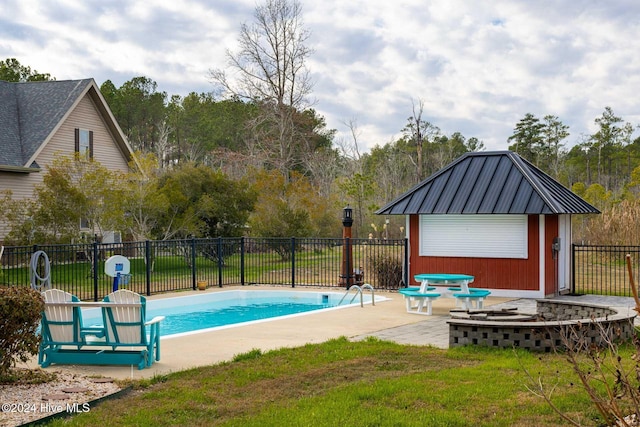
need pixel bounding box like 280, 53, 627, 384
1, 0, 640, 152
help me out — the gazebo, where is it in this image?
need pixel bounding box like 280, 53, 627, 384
376, 150, 599, 298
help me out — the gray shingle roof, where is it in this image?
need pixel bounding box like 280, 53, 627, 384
376, 150, 600, 215
0, 79, 94, 168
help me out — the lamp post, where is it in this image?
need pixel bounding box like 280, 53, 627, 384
341, 206, 353, 288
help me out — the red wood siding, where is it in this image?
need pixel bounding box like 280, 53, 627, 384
409, 215, 540, 290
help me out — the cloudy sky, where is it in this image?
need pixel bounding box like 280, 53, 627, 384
2, 0, 639, 152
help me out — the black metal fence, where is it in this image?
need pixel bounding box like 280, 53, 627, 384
572, 244, 640, 296
7, 240, 640, 298
0, 237, 408, 301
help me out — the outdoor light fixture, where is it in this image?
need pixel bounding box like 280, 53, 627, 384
341, 206, 354, 288
342, 206, 353, 228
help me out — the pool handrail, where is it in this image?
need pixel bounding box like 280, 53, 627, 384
339, 284, 375, 308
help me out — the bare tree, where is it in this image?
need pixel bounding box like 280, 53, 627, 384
154, 120, 173, 169
209, 0, 314, 175
305, 148, 341, 198
402, 99, 440, 182
208, 148, 264, 181
336, 119, 374, 235
336, 118, 363, 168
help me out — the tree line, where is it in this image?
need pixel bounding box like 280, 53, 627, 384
2, 0, 640, 245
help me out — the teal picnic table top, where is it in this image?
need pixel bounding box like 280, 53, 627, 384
414, 273, 474, 283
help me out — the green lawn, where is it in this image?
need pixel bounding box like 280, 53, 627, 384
45, 338, 614, 426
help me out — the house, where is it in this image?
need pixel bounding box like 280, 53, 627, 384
0, 78, 136, 240
376, 150, 599, 298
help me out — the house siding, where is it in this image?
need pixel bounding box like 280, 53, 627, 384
0, 172, 39, 238
0, 92, 130, 241
36, 95, 130, 172
408, 215, 540, 290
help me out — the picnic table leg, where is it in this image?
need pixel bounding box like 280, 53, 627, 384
413, 298, 432, 315
461, 280, 470, 293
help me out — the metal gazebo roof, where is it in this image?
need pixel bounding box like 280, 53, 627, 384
376, 151, 600, 215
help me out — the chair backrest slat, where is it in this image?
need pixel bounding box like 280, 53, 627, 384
42, 289, 81, 343
103, 289, 147, 345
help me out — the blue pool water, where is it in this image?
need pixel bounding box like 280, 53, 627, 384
81, 290, 380, 338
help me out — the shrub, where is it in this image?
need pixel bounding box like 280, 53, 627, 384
0, 286, 44, 375
522, 320, 640, 426
369, 254, 403, 289
580, 199, 640, 244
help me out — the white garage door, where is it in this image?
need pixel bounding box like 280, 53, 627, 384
420, 214, 528, 259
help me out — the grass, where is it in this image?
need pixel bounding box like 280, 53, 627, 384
44, 337, 608, 427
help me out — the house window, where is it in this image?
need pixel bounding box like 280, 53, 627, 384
419, 214, 528, 259
74, 128, 93, 158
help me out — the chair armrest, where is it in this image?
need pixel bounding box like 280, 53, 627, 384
145, 316, 165, 326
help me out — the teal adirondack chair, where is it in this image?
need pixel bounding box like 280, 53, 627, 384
39, 289, 105, 367
39, 289, 163, 370
101, 289, 164, 369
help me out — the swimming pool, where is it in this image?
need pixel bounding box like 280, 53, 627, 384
81, 290, 383, 338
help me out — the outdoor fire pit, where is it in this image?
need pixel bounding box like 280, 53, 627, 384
450, 307, 540, 322
447, 299, 637, 352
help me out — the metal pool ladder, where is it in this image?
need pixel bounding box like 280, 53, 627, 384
339, 284, 375, 307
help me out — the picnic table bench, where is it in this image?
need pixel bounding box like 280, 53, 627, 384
399, 274, 491, 315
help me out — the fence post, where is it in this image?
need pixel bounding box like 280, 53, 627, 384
217, 237, 223, 288
92, 241, 99, 301
31, 244, 38, 291
191, 237, 197, 290
145, 240, 152, 296
240, 237, 245, 286
345, 237, 351, 289
291, 237, 296, 288
571, 243, 576, 295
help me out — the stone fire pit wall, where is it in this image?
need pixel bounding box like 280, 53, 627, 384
448, 300, 637, 352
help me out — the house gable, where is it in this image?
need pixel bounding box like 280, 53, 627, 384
0, 79, 135, 171
0, 78, 136, 241
35, 94, 131, 173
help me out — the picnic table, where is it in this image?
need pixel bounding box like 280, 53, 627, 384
414, 273, 475, 293
399, 273, 489, 314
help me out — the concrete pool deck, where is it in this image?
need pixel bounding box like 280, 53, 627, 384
23, 286, 640, 380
